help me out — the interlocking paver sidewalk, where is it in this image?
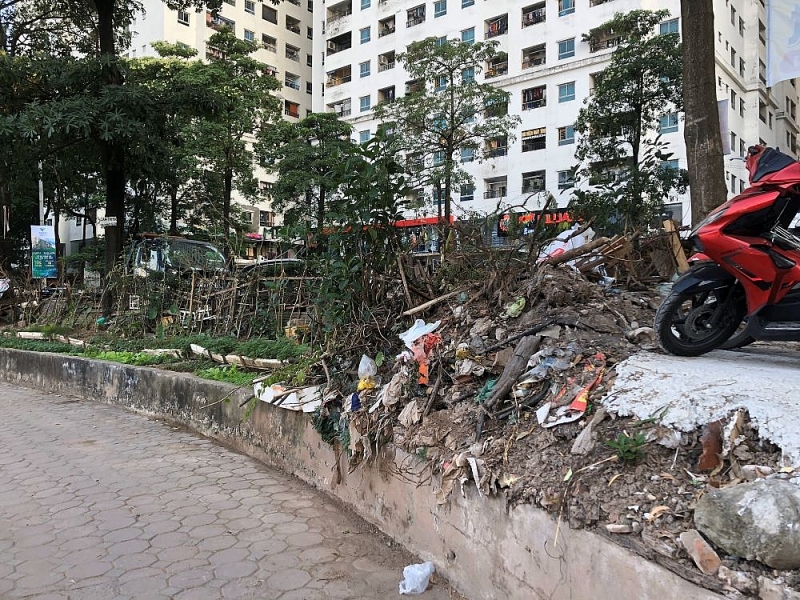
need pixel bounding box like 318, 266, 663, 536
0, 382, 460, 599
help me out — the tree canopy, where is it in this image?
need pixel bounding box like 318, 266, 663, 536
570, 9, 687, 232
373, 37, 520, 225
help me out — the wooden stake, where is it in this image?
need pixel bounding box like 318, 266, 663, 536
401, 289, 462, 317
396, 256, 413, 307
664, 220, 690, 274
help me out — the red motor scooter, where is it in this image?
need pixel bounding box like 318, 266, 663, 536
656, 145, 800, 356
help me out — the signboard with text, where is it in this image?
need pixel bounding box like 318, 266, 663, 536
30, 225, 57, 279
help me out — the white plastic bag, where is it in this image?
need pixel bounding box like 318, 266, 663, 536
399, 561, 435, 595
537, 223, 595, 263
358, 354, 378, 379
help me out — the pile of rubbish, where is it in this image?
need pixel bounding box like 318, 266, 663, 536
250, 225, 800, 595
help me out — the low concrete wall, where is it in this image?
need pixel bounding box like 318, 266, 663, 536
0, 349, 722, 600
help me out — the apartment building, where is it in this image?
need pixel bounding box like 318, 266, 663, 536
312, 0, 800, 228
120, 0, 316, 243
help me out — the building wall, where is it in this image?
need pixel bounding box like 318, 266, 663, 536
315, 0, 800, 227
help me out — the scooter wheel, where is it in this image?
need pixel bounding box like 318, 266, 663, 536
655, 287, 746, 356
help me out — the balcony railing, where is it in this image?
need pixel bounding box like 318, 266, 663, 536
328, 8, 352, 23
484, 188, 507, 199
522, 98, 546, 110
379, 24, 396, 37
407, 15, 424, 27
378, 61, 395, 72
486, 146, 507, 158
589, 37, 622, 53
522, 56, 545, 69
522, 8, 545, 27
326, 75, 352, 87
285, 80, 301, 90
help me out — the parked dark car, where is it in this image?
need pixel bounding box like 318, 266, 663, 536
126, 237, 227, 276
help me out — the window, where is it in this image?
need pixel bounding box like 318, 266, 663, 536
361, 0, 371, 8
224, 0, 234, 4
461, 27, 475, 44
435, 36, 447, 47
558, 38, 575, 60
739, 17, 745, 36
659, 18, 678, 35
244, 29, 255, 43
460, 184, 474, 202
432, 151, 445, 166
461, 148, 474, 163
740, 139, 746, 157
263, 5, 277, 23
307, 27, 313, 39
378, 86, 395, 103
177, 9, 189, 25
659, 112, 679, 134
759, 100, 767, 122
360, 27, 371, 44
262, 34, 277, 52
558, 0, 574, 17
558, 170, 575, 190
360, 61, 371, 77
661, 159, 679, 171
435, 75, 447, 92
522, 85, 546, 110
558, 81, 575, 103
306, 82, 312, 94
462, 0, 474, 7
730, 47, 737, 69
739, 58, 746, 77
359, 130, 371, 144
558, 125, 575, 146
730, 131, 737, 151
245, 0, 255, 14
759, 20, 766, 45
307, 53, 313, 66
521, 128, 546, 151
522, 171, 546, 193
730, 89, 737, 105
360, 95, 371, 112
759, 60, 767, 85
462, 67, 475, 83
730, 5, 736, 26
434, 0, 447, 18
259, 210, 275, 227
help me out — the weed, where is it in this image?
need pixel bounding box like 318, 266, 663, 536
606, 432, 647, 462
194, 364, 255, 386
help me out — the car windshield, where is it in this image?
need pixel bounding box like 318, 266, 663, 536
163, 241, 225, 271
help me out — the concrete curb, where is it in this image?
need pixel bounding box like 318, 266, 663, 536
0, 348, 723, 600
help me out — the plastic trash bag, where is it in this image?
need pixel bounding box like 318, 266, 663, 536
399, 561, 435, 595
357, 354, 378, 392
399, 319, 441, 349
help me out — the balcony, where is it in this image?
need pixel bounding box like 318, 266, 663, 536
522, 44, 546, 69
407, 5, 425, 27
589, 35, 622, 53
378, 51, 396, 72
284, 101, 300, 118
329, 100, 352, 117
522, 3, 545, 27
284, 75, 301, 90
484, 187, 507, 199
379, 16, 396, 37
485, 60, 508, 79
327, 33, 352, 56
486, 15, 508, 38
326, 65, 352, 87
327, 0, 353, 22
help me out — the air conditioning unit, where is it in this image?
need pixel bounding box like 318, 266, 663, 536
327, 41, 337, 51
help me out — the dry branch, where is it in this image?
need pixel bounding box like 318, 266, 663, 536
484, 335, 542, 411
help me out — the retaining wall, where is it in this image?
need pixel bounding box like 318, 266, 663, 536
0, 348, 722, 600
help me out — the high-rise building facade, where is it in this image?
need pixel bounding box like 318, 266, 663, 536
313, 0, 800, 228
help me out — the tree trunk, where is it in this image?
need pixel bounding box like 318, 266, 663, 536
681, 0, 728, 225
223, 164, 232, 247
92, 0, 126, 283
169, 184, 179, 235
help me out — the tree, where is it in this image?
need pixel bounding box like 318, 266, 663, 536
258, 112, 356, 234
571, 10, 687, 232
182, 28, 281, 249
681, 0, 728, 225
373, 37, 520, 226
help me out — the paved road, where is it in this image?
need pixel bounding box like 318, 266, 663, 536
0, 382, 457, 599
